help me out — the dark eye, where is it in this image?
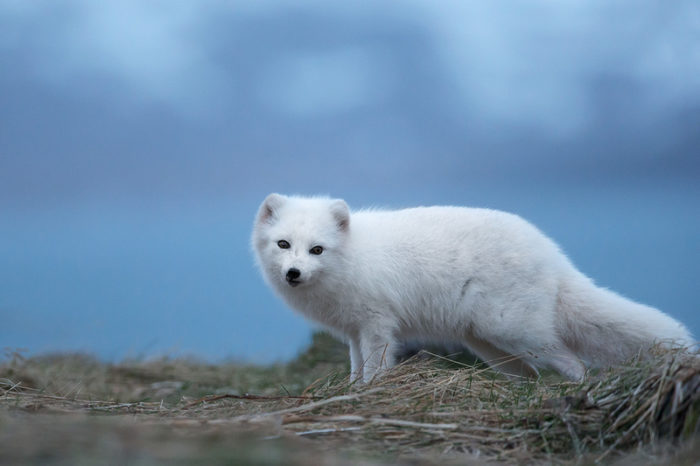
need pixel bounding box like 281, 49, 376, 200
277, 240, 290, 249
309, 246, 323, 255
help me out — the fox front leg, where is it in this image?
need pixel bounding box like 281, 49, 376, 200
348, 337, 363, 382
358, 328, 397, 383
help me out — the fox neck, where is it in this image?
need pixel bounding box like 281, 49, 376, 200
279, 277, 355, 334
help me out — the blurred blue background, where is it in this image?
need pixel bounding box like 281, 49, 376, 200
1, 1, 698, 362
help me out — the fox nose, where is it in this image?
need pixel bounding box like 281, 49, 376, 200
286, 268, 301, 282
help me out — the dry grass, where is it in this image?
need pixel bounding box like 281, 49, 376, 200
1, 336, 698, 465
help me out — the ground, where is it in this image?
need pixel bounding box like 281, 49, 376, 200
1, 334, 698, 465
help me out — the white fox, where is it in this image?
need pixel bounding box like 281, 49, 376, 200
252, 194, 692, 382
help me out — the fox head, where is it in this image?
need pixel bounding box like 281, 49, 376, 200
252, 194, 350, 293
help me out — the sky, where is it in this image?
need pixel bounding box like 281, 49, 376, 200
1, 1, 699, 362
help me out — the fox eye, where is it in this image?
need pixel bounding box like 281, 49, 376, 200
277, 240, 290, 249
309, 245, 323, 255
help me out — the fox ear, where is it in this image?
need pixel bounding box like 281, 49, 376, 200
257, 193, 286, 225
330, 199, 350, 232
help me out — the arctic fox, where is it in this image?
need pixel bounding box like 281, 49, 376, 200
252, 194, 692, 382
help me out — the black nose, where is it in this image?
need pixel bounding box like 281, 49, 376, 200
286, 268, 301, 281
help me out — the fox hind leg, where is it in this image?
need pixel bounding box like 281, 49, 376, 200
463, 334, 540, 379
527, 346, 586, 381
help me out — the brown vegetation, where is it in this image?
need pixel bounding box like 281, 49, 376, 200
1, 336, 698, 464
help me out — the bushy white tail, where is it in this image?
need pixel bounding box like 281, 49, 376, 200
556, 272, 693, 368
